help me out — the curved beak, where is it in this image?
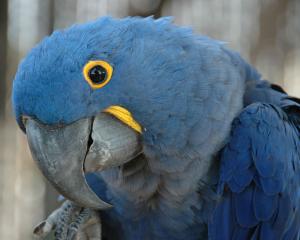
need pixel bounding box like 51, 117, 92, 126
25, 109, 142, 210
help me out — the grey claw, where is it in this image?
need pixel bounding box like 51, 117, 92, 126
33, 207, 61, 238
33, 200, 100, 240
33, 220, 52, 238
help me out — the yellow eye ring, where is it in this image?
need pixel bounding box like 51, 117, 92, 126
83, 60, 113, 89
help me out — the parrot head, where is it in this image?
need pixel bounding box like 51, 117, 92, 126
12, 17, 245, 209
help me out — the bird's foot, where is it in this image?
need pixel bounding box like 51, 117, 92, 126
33, 200, 101, 240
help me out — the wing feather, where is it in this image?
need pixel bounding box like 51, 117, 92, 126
209, 103, 300, 239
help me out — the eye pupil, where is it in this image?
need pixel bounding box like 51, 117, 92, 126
83, 60, 113, 89
88, 65, 107, 84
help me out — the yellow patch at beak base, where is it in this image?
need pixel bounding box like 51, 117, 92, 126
103, 106, 142, 134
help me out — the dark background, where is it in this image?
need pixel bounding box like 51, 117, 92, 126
0, 0, 299, 239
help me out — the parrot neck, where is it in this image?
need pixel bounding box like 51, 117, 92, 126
99, 68, 246, 237
100, 152, 218, 238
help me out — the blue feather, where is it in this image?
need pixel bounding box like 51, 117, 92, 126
233, 186, 258, 227
12, 16, 300, 239
253, 187, 277, 221
209, 103, 300, 240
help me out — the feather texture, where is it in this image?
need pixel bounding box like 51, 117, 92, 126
209, 103, 300, 240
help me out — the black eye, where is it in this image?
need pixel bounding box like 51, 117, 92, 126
83, 60, 113, 89
88, 65, 107, 84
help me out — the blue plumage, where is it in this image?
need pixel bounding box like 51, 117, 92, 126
209, 103, 300, 240
12, 16, 300, 239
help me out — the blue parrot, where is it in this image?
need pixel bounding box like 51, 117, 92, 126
12, 17, 300, 240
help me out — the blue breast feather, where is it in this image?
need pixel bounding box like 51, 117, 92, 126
209, 103, 300, 240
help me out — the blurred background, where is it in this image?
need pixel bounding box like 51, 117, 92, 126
0, 0, 299, 239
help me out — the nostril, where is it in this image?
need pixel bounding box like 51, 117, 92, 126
18, 115, 29, 133
21, 115, 29, 125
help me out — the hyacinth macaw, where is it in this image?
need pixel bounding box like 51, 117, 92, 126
12, 17, 300, 240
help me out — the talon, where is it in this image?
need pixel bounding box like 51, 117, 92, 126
33, 220, 52, 238
33, 207, 61, 238
33, 201, 101, 240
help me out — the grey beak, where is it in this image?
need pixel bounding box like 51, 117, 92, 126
25, 113, 142, 210
84, 114, 142, 172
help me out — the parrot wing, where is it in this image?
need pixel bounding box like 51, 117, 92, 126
209, 102, 300, 240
